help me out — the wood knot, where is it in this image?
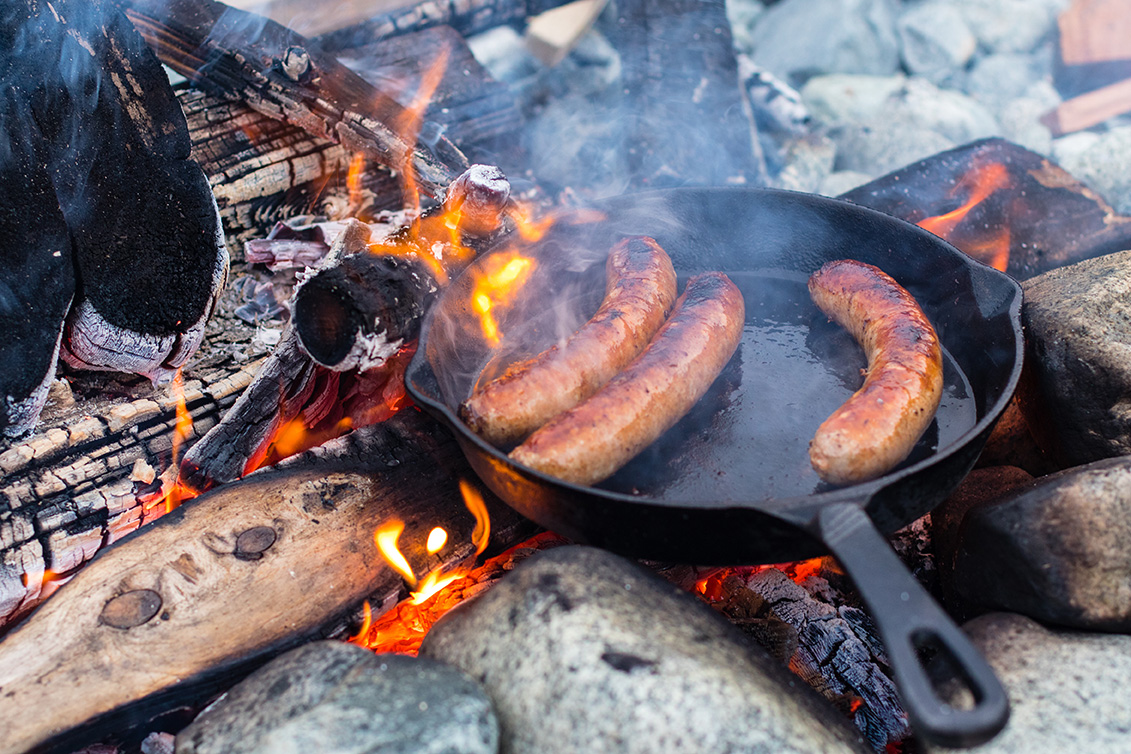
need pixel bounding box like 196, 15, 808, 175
235, 526, 277, 560
100, 589, 162, 630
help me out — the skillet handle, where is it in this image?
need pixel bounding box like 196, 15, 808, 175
816, 502, 1009, 747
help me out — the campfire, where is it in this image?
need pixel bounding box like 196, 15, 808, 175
3, 0, 1131, 752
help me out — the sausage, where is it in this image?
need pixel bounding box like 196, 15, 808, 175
807, 260, 944, 486
509, 272, 744, 486
459, 236, 678, 446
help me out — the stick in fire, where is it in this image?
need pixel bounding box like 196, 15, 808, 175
181, 166, 513, 489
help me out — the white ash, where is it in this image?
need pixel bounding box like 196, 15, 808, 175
2, 326, 64, 439
331, 330, 404, 373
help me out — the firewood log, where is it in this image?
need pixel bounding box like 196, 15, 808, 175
121, 0, 470, 199
0, 409, 533, 754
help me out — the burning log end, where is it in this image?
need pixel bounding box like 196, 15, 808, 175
442, 164, 512, 237
292, 254, 438, 371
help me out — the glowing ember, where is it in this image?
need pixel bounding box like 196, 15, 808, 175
917, 161, 1012, 271
426, 527, 448, 554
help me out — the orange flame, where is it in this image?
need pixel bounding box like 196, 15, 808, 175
426, 527, 448, 554
375, 521, 417, 588
917, 161, 1011, 271
347, 152, 367, 211
459, 479, 491, 556
468, 252, 536, 345
398, 44, 451, 218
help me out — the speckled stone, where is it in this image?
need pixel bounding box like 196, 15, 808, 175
176, 641, 498, 754
420, 546, 869, 754
926, 613, 1131, 754
951, 457, 1131, 631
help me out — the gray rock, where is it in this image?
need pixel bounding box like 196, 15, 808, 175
177, 641, 498, 754
965, 53, 1051, 106
926, 613, 1131, 754
896, 2, 976, 86
748, 0, 901, 87
884, 78, 1000, 145
421, 546, 870, 754
801, 73, 907, 127
772, 132, 837, 193
831, 120, 956, 176
1049, 126, 1131, 214
1021, 248, 1131, 464
953, 0, 1063, 55
821, 169, 872, 196
952, 457, 1131, 631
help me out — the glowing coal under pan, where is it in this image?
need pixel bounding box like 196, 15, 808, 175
407, 187, 1023, 746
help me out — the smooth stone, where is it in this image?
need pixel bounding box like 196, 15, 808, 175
421, 546, 870, 754
1049, 126, 1131, 215
952, 0, 1064, 56
925, 613, 1131, 754
748, 0, 901, 87
176, 641, 498, 754
896, 1, 977, 86
1021, 248, 1131, 464
952, 457, 1131, 630
801, 73, 907, 126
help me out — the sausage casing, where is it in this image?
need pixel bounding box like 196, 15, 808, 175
460, 236, 677, 446
807, 260, 944, 485
509, 272, 744, 486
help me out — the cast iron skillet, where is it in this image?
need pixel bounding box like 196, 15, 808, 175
406, 188, 1023, 747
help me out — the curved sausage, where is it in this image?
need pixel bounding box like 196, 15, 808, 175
510, 272, 744, 486
460, 236, 678, 446
807, 260, 943, 486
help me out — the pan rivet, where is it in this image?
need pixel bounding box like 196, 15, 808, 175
235, 526, 278, 560
100, 589, 163, 629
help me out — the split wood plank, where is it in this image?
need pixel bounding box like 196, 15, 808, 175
0, 410, 531, 754
1057, 0, 1131, 65
1041, 76, 1131, 135
525, 0, 609, 66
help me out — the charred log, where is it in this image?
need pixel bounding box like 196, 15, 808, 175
178, 25, 522, 248
122, 0, 470, 199
602, 0, 764, 189
840, 138, 1131, 280
0, 363, 261, 630
1, 0, 227, 435
314, 0, 575, 52
0, 409, 534, 754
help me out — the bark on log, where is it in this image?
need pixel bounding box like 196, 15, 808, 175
840, 138, 1131, 281
0, 409, 533, 754
179, 24, 522, 248
121, 0, 469, 198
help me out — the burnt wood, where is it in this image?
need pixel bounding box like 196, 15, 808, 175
178, 25, 521, 248
121, 0, 470, 199
314, 0, 576, 52
0, 409, 532, 754
840, 138, 1131, 280
0, 81, 74, 438
602, 0, 764, 190
0, 363, 262, 631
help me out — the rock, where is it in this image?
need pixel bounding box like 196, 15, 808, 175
420, 546, 870, 754
1021, 248, 1131, 464
896, 1, 977, 86
801, 73, 907, 127
925, 613, 1131, 754
1049, 126, 1131, 215
748, 0, 901, 87
951, 457, 1131, 631
831, 120, 956, 177
772, 133, 837, 193
952, 0, 1063, 55
177, 641, 498, 754
822, 170, 872, 196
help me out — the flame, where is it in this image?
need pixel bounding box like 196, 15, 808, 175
426, 527, 448, 554
410, 570, 465, 605
375, 521, 417, 588
459, 479, 491, 556
397, 44, 451, 217
348, 600, 373, 646
347, 152, 367, 211
917, 161, 1012, 271
468, 252, 536, 345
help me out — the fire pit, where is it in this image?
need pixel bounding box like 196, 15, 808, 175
3, 0, 1131, 752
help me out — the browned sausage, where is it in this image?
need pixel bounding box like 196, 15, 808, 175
509, 272, 744, 486
807, 260, 943, 486
460, 236, 678, 445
